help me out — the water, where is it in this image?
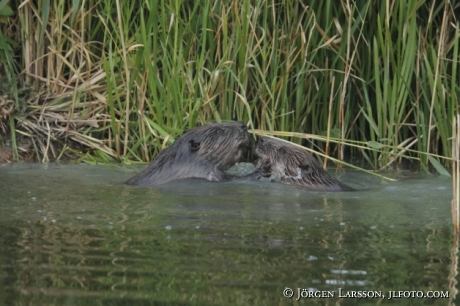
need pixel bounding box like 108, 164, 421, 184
0, 163, 455, 305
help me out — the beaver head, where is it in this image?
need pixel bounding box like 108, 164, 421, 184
180, 121, 250, 169
125, 122, 251, 186
254, 136, 354, 191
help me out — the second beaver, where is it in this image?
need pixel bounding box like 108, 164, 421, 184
254, 136, 354, 191
125, 122, 270, 186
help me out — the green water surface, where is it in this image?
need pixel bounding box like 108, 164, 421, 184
0, 163, 455, 305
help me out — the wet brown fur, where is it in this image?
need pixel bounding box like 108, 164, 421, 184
125, 122, 255, 186
255, 136, 354, 191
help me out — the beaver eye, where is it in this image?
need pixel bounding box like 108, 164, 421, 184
216, 129, 223, 135
189, 140, 200, 152
279, 148, 286, 154
240, 124, 248, 131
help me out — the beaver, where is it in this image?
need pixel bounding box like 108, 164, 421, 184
125, 122, 270, 186
254, 136, 354, 191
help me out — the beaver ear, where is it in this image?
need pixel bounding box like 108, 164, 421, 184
189, 140, 200, 152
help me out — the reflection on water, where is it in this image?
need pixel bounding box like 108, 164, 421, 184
0, 163, 455, 305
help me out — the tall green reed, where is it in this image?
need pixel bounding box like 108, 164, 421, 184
5, 0, 459, 170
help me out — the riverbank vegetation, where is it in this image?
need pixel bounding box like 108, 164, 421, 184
0, 0, 459, 173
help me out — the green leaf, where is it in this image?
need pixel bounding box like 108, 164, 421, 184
320, 128, 340, 138
0, 3, 14, 17
367, 141, 386, 149
145, 117, 176, 144
40, 0, 50, 45
70, 0, 80, 25
427, 155, 451, 177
